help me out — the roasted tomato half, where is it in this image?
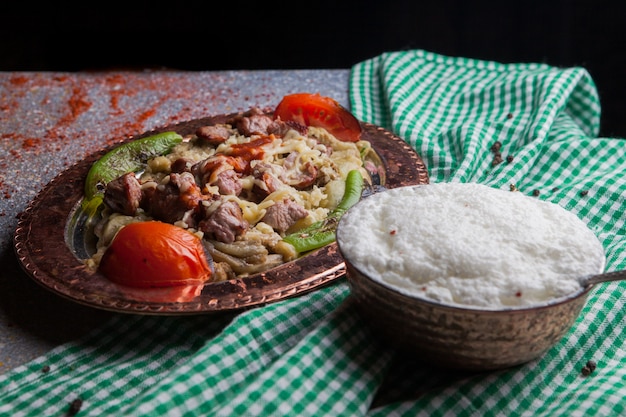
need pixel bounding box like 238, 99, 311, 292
273, 93, 362, 142
99, 221, 213, 288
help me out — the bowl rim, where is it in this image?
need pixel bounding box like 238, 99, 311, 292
341, 255, 606, 314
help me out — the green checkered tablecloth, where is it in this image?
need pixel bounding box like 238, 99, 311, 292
2, 50, 626, 416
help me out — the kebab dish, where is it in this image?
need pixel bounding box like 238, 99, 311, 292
82, 93, 372, 288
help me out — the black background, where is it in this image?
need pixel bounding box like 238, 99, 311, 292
3, 0, 625, 137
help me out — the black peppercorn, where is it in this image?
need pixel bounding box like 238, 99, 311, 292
532, 189, 540, 197
506, 155, 514, 163
581, 359, 597, 377
586, 360, 597, 372
68, 398, 83, 416
490, 141, 502, 152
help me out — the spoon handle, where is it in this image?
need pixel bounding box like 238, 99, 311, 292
582, 269, 626, 286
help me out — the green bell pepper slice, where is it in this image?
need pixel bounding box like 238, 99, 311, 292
82, 131, 183, 216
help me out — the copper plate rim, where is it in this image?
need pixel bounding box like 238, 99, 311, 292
13, 114, 429, 315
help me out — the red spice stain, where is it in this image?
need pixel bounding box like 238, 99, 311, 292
105, 74, 127, 115
40, 84, 92, 144
137, 109, 156, 124
22, 138, 41, 149
3, 132, 43, 156
66, 86, 92, 121
110, 95, 121, 113
111, 107, 159, 145
9, 75, 28, 86
47, 129, 68, 142
0, 179, 10, 199
2, 73, 242, 163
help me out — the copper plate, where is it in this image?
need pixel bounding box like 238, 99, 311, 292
13, 114, 429, 315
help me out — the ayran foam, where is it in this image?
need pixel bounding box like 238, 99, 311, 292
337, 182, 606, 309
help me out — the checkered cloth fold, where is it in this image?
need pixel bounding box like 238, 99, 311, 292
2, 50, 625, 416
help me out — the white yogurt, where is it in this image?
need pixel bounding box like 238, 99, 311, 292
337, 182, 606, 309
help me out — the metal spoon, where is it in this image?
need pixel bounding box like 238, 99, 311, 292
581, 269, 626, 286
